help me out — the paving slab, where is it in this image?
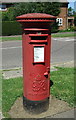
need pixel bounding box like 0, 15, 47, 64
47, 108, 75, 118
8, 96, 72, 118
2, 68, 23, 79
2, 66, 58, 79
51, 61, 75, 68
2, 61, 75, 79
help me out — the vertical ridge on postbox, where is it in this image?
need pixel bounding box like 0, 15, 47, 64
16, 13, 56, 112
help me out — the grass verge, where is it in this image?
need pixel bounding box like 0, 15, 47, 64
0, 36, 22, 42
2, 67, 75, 117
52, 32, 75, 38
51, 67, 75, 107
2, 77, 23, 117
0, 32, 75, 42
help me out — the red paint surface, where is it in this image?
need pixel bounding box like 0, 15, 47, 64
16, 13, 56, 19
16, 13, 56, 101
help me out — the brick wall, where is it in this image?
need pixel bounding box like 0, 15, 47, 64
57, 3, 68, 30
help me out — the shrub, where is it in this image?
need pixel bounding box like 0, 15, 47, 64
2, 11, 9, 21
51, 21, 59, 33
1, 20, 58, 36
2, 21, 22, 36
74, 15, 76, 26
2, 7, 16, 21
58, 27, 75, 33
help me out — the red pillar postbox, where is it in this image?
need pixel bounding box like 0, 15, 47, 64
16, 13, 56, 113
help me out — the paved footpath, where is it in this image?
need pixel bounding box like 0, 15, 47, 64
2, 60, 75, 79
8, 96, 74, 118
47, 108, 75, 118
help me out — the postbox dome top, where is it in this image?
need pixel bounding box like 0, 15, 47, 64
16, 13, 56, 19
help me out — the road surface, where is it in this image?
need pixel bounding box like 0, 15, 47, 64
1, 37, 75, 70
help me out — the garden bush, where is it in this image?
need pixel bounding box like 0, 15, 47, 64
2, 21, 22, 36
1, 20, 58, 36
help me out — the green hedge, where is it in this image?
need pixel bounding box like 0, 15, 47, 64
2, 21, 22, 36
1, 21, 58, 36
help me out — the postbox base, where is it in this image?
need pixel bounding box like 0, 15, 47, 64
23, 96, 49, 114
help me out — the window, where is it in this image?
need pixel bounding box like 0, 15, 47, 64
0, 4, 7, 11
56, 18, 63, 26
